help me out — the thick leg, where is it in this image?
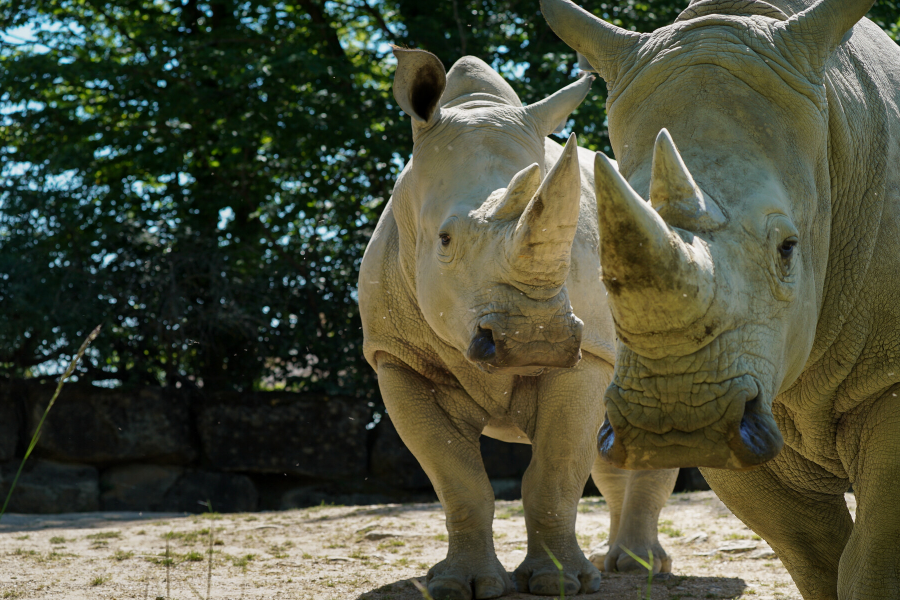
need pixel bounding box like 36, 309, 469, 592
701, 443, 852, 600
838, 397, 900, 600
513, 356, 603, 596
591, 461, 677, 573
376, 355, 512, 600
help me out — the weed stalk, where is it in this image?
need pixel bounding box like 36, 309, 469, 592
620, 546, 655, 600
542, 543, 566, 599
0, 325, 101, 522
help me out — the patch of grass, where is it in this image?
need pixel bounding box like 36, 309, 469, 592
113, 550, 134, 561
86, 531, 121, 540
724, 532, 749, 540
3, 590, 25, 598
14, 535, 29, 540
184, 550, 205, 561
658, 520, 683, 538
165, 529, 209, 544
302, 552, 313, 559
432, 533, 448, 542
49, 536, 67, 544
232, 553, 256, 568
90, 575, 109, 586
12, 548, 38, 557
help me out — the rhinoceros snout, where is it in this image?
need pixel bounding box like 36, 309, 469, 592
599, 377, 783, 470
466, 327, 497, 363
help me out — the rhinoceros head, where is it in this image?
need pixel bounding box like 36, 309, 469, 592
541, 0, 873, 468
390, 48, 592, 375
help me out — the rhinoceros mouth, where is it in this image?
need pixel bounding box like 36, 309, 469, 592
464, 312, 583, 375
598, 375, 783, 470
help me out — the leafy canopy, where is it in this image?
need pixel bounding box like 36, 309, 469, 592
1, 0, 897, 393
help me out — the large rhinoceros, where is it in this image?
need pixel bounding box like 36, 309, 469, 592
359, 48, 678, 599
542, 0, 900, 597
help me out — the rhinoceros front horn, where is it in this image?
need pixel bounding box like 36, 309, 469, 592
540, 0, 643, 81
594, 151, 715, 336
510, 133, 581, 293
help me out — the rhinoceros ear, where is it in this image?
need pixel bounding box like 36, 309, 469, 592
392, 47, 447, 125
776, 0, 874, 78
523, 73, 594, 138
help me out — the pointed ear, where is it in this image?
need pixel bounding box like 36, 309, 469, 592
775, 0, 874, 79
392, 47, 447, 125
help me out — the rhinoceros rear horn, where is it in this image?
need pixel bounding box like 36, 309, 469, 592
523, 73, 594, 138
650, 129, 727, 231
392, 47, 447, 124
778, 0, 874, 78
540, 0, 643, 82
511, 133, 581, 291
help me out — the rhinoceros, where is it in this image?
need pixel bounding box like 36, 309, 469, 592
359, 48, 678, 599
542, 0, 900, 597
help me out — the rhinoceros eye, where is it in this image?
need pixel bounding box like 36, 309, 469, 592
778, 238, 797, 260
439, 233, 451, 247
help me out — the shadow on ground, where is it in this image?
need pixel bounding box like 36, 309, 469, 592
358, 573, 746, 600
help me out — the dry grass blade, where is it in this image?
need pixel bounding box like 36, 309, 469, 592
411, 578, 435, 600
0, 324, 102, 522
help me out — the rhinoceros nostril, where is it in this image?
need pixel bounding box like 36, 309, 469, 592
466, 327, 497, 363
735, 391, 783, 465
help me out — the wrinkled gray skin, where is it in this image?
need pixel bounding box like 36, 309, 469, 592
542, 0, 900, 598
359, 49, 677, 600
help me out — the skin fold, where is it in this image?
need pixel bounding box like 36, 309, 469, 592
540, 0, 900, 598
359, 49, 677, 600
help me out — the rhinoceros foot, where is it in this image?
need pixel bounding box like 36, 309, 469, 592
425, 556, 511, 600
513, 552, 600, 596
591, 541, 672, 574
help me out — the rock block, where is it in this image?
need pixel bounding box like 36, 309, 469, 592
369, 415, 431, 490
163, 470, 258, 513
101, 465, 257, 513
0, 381, 20, 462
100, 464, 184, 511
197, 392, 370, 479
0, 460, 99, 513
23, 381, 197, 465
480, 437, 531, 480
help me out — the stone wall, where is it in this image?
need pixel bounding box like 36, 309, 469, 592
0, 380, 707, 514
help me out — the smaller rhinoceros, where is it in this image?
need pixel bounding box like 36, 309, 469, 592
359, 48, 678, 600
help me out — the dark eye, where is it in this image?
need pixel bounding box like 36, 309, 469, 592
439, 233, 451, 246
779, 238, 797, 260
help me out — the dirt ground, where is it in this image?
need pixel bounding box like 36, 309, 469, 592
0, 490, 854, 600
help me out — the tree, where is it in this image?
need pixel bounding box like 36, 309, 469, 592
1, 0, 897, 395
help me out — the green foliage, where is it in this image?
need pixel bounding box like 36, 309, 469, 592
1, 1, 897, 394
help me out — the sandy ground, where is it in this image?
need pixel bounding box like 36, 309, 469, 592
0, 490, 854, 600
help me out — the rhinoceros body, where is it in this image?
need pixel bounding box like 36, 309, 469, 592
359, 49, 677, 599
543, 0, 900, 597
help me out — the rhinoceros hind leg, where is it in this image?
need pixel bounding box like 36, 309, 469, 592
590, 459, 677, 573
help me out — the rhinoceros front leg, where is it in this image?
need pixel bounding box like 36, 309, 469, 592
376, 355, 512, 600
838, 394, 900, 600
701, 443, 852, 600
513, 357, 603, 596
590, 461, 677, 573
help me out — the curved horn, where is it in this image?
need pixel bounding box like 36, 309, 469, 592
650, 129, 727, 232
511, 133, 581, 291
540, 0, 643, 82
523, 73, 594, 138
776, 0, 874, 78
594, 152, 716, 334
489, 164, 542, 222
